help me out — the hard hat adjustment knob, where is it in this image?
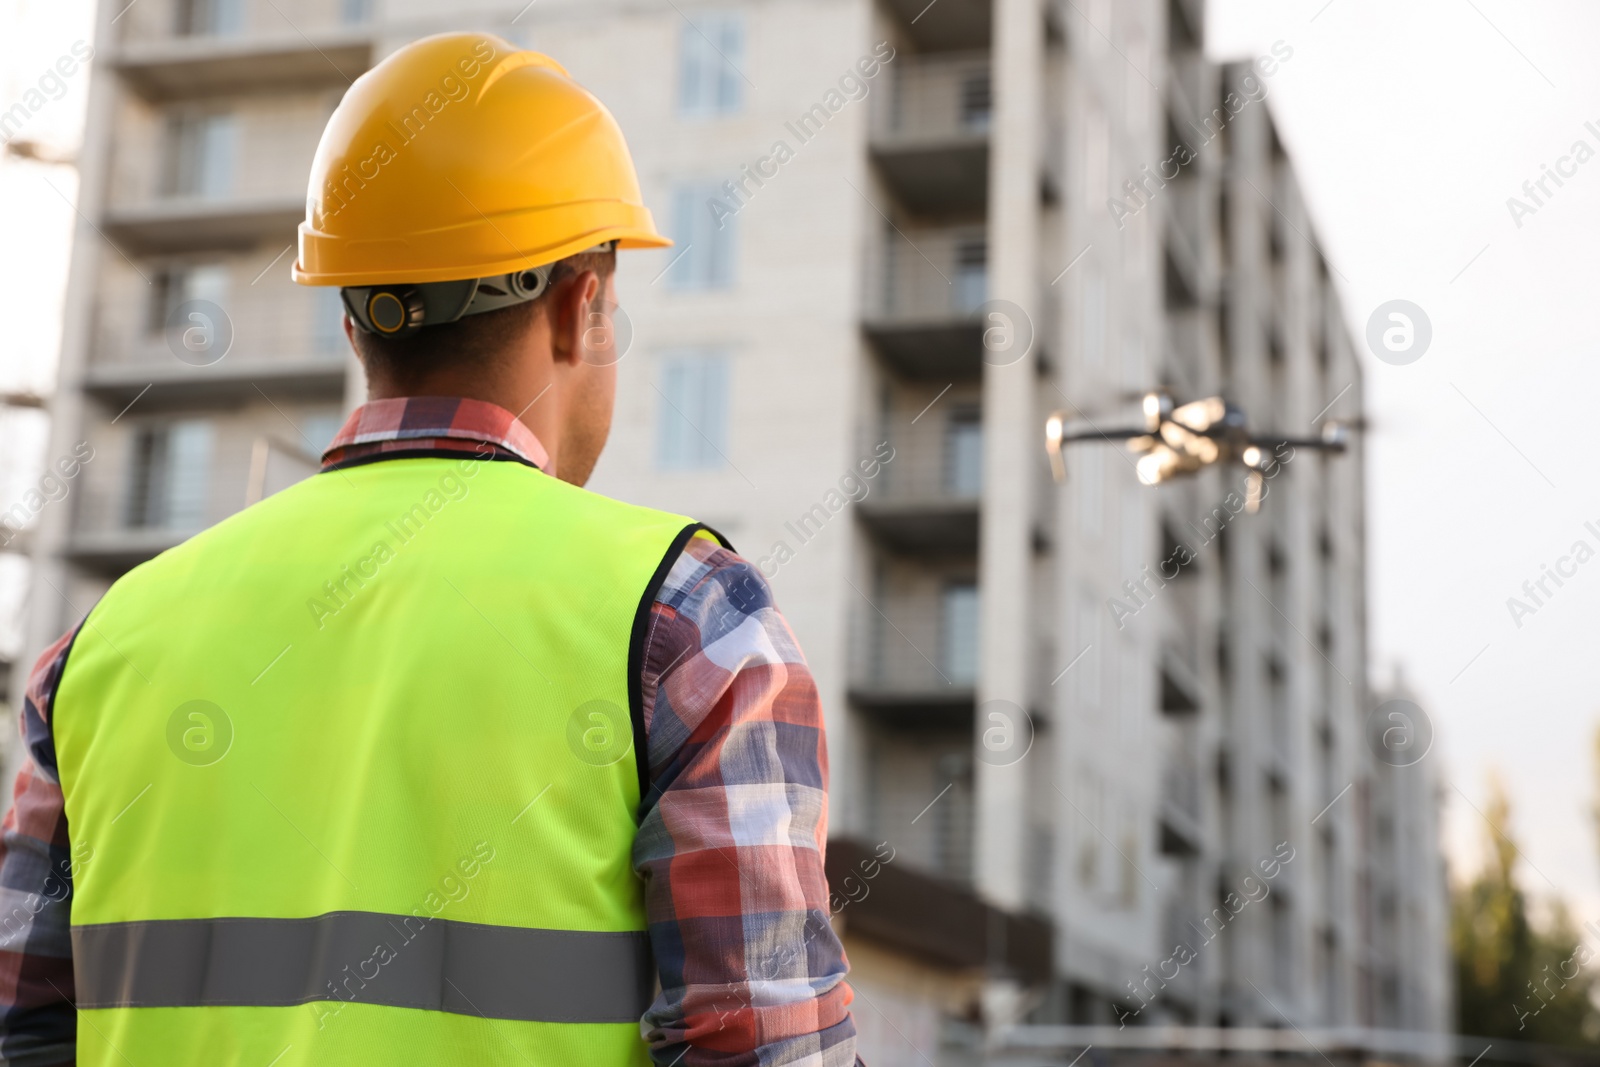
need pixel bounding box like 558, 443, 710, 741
366, 288, 426, 337
507, 266, 551, 301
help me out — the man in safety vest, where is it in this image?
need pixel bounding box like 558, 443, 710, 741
0, 32, 858, 1066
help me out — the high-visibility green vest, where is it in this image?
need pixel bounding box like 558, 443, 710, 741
53, 453, 715, 1065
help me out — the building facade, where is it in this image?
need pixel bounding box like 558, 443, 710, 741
16, 0, 1450, 1062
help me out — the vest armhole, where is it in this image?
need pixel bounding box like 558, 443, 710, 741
627, 522, 721, 808
25, 620, 86, 786
692, 524, 735, 552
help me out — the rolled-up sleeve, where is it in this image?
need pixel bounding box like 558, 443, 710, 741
0, 625, 83, 1067
633, 536, 859, 1067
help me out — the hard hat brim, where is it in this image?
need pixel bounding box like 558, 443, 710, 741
293, 217, 672, 287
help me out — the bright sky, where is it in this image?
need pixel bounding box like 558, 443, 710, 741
0, 0, 92, 654
1207, 0, 1600, 916
3, 0, 1598, 920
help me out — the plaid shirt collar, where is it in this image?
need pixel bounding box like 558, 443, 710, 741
321, 397, 551, 471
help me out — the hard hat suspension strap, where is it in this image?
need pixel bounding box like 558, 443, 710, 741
340, 241, 617, 339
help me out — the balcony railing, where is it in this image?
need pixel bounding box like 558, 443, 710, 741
1167, 180, 1221, 295
119, 0, 370, 45
1162, 734, 1202, 822
853, 624, 976, 696
849, 585, 979, 710
93, 290, 348, 373
70, 479, 213, 572
865, 758, 975, 885
864, 227, 987, 326
106, 96, 329, 217
1162, 901, 1208, 988
1166, 308, 1220, 395
70, 423, 325, 571
871, 52, 991, 146
871, 419, 982, 507
1168, 49, 1213, 128
856, 407, 983, 553
867, 53, 990, 214
1162, 573, 1203, 680
76, 483, 209, 539
1160, 723, 1204, 856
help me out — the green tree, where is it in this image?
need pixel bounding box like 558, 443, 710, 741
1452, 776, 1599, 1044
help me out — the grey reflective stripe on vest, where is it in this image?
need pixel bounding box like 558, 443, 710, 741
72, 912, 654, 1023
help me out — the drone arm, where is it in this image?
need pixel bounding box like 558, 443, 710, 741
1059, 428, 1151, 443
1246, 435, 1347, 453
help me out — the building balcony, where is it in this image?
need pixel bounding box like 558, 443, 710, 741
859, 740, 975, 884
83, 352, 346, 406
68, 432, 322, 573
102, 196, 306, 255
862, 226, 987, 381
1160, 572, 1204, 713
1172, 0, 1207, 46
116, 0, 373, 50
826, 837, 1052, 982
1167, 49, 1216, 133
64, 514, 187, 573
1159, 723, 1204, 857
1163, 182, 1220, 311
87, 271, 348, 403
1161, 645, 1203, 715
1170, 180, 1222, 286
869, 52, 991, 214
1165, 306, 1220, 398
103, 89, 331, 247
849, 634, 977, 723
112, 28, 371, 99
848, 576, 979, 725
880, 0, 992, 52
71, 462, 227, 571
68, 394, 337, 573
858, 398, 982, 555
1160, 902, 1209, 998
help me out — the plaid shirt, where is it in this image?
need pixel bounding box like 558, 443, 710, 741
0, 397, 858, 1067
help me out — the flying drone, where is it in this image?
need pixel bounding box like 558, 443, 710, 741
1044, 392, 1350, 513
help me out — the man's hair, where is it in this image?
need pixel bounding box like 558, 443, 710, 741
348, 249, 615, 386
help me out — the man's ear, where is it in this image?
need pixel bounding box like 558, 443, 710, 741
342, 312, 368, 372
550, 270, 602, 367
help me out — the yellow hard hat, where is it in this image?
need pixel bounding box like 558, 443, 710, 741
293, 32, 669, 289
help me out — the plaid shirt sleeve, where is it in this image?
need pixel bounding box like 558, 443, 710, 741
635, 535, 859, 1067
0, 625, 81, 1066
